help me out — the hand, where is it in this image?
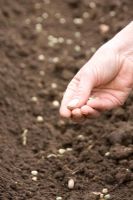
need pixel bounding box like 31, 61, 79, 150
60, 22, 133, 120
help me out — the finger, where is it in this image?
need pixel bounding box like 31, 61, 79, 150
87, 96, 118, 111
60, 75, 79, 118
71, 108, 83, 118
81, 105, 101, 118
67, 66, 95, 109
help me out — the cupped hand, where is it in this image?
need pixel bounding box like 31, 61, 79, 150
60, 22, 133, 120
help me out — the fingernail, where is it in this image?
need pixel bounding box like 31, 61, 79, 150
67, 99, 79, 109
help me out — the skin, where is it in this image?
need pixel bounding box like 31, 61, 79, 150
60, 22, 133, 121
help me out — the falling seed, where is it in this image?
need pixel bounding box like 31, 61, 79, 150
104, 194, 111, 199
51, 83, 57, 89
99, 24, 110, 34
59, 18, 66, 24
73, 18, 83, 25
58, 149, 66, 154
74, 45, 81, 52
66, 39, 73, 45
56, 197, 62, 200
31, 170, 38, 176
32, 176, 37, 181
38, 54, 45, 61
68, 178, 75, 189
22, 129, 28, 146
52, 100, 60, 107
47, 154, 57, 158
36, 116, 44, 122
35, 23, 42, 32
42, 12, 48, 19
102, 188, 108, 194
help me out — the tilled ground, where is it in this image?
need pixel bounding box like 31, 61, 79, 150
0, 0, 133, 199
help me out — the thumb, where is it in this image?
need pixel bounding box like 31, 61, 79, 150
67, 67, 95, 109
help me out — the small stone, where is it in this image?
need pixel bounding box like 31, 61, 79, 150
68, 178, 74, 189
38, 54, 45, 61
102, 188, 108, 194
31, 170, 38, 176
32, 176, 37, 181
52, 100, 60, 107
36, 116, 44, 122
99, 24, 110, 34
58, 149, 66, 154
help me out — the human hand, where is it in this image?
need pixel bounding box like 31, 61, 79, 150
60, 22, 133, 121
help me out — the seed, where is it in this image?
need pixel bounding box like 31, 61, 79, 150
66, 39, 73, 45
31, 170, 38, 176
104, 194, 111, 199
74, 32, 81, 38
22, 129, 28, 146
52, 100, 60, 107
56, 197, 62, 200
35, 23, 42, 32
99, 24, 110, 34
47, 154, 57, 158
68, 178, 75, 189
74, 45, 81, 52
102, 188, 108, 194
105, 152, 110, 157
58, 37, 64, 43
59, 18, 66, 24
42, 12, 48, 19
66, 148, 73, 151
32, 176, 37, 181
77, 135, 85, 140
38, 54, 45, 61
58, 149, 66, 154
82, 12, 90, 19
31, 96, 38, 102
36, 116, 44, 122
73, 18, 83, 25
89, 2, 96, 9
52, 57, 59, 63
51, 83, 57, 89
39, 70, 45, 76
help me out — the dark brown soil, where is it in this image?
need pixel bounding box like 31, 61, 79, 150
0, 0, 133, 199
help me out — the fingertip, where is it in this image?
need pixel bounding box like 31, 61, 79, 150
59, 107, 71, 118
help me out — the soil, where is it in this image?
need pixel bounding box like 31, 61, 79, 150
0, 0, 133, 199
